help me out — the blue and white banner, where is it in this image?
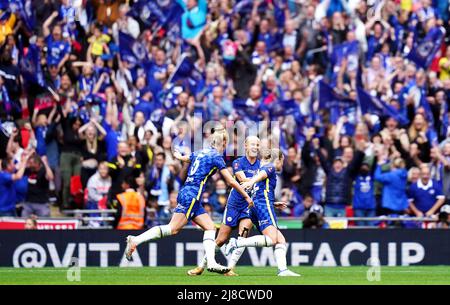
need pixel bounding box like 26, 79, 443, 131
169, 53, 205, 97
20, 44, 45, 87
132, 0, 183, 40
331, 40, 359, 85
118, 31, 148, 64
407, 26, 445, 69
317, 80, 355, 109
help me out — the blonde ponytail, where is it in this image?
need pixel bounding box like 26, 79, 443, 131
209, 125, 229, 150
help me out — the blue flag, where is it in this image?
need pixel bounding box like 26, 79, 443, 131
20, 44, 45, 87
132, 0, 183, 40
331, 40, 359, 86
407, 26, 445, 69
267, 99, 303, 125
169, 54, 205, 99
7, 0, 35, 32
233, 99, 264, 122
317, 80, 355, 109
118, 31, 148, 64
357, 87, 409, 126
273, 0, 287, 27
232, 0, 252, 14
441, 102, 449, 139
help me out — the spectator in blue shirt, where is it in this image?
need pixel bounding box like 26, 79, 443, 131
43, 12, 71, 71
353, 162, 376, 226
374, 156, 409, 215
0, 153, 30, 216
408, 164, 445, 217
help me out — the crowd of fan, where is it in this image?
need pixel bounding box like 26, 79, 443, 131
1, 0, 450, 229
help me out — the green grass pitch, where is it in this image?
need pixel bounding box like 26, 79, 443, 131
0, 266, 449, 285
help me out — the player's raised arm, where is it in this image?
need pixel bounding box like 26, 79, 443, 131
220, 168, 254, 207
173, 150, 191, 163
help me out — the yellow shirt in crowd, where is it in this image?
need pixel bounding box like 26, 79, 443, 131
88, 34, 111, 56
439, 57, 450, 81
0, 12, 16, 45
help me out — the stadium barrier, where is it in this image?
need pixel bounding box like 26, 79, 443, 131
0, 229, 449, 267
0, 214, 440, 230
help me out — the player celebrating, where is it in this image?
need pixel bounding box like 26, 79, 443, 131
124, 126, 254, 274
187, 136, 261, 276
225, 148, 300, 277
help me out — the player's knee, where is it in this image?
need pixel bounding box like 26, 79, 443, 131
276, 234, 286, 245
169, 225, 180, 235
265, 233, 277, 245
239, 227, 251, 238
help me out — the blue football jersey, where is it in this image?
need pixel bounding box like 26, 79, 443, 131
227, 157, 260, 207
253, 163, 277, 204
182, 147, 226, 191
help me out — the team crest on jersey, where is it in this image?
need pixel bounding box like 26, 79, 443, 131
429, 189, 435, 195
227, 217, 233, 222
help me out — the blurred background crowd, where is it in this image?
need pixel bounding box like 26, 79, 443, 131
1, 0, 450, 229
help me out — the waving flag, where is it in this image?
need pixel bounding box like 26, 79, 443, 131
169, 53, 205, 99
233, 99, 265, 122
20, 44, 45, 87
267, 99, 303, 123
317, 80, 355, 109
7, 0, 35, 32
232, 0, 256, 14
330, 40, 359, 86
273, 0, 287, 27
357, 87, 409, 126
118, 31, 148, 64
407, 26, 445, 69
317, 80, 356, 123
132, 0, 183, 40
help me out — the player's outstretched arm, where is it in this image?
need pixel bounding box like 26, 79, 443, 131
173, 151, 191, 163
241, 170, 268, 191
220, 168, 254, 207
235, 171, 251, 182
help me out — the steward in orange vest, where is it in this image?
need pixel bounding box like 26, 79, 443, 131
116, 177, 146, 230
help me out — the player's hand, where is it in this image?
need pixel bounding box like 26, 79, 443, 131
173, 150, 183, 161
41, 155, 48, 164
117, 156, 125, 168
415, 211, 424, 218
274, 201, 287, 210
246, 197, 254, 209
241, 181, 253, 191
425, 210, 435, 217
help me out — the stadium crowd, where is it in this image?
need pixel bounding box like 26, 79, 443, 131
1, 0, 450, 229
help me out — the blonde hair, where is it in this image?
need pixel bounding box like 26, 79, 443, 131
408, 113, 428, 140
245, 135, 260, 145
209, 125, 229, 150
393, 157, 406, 169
